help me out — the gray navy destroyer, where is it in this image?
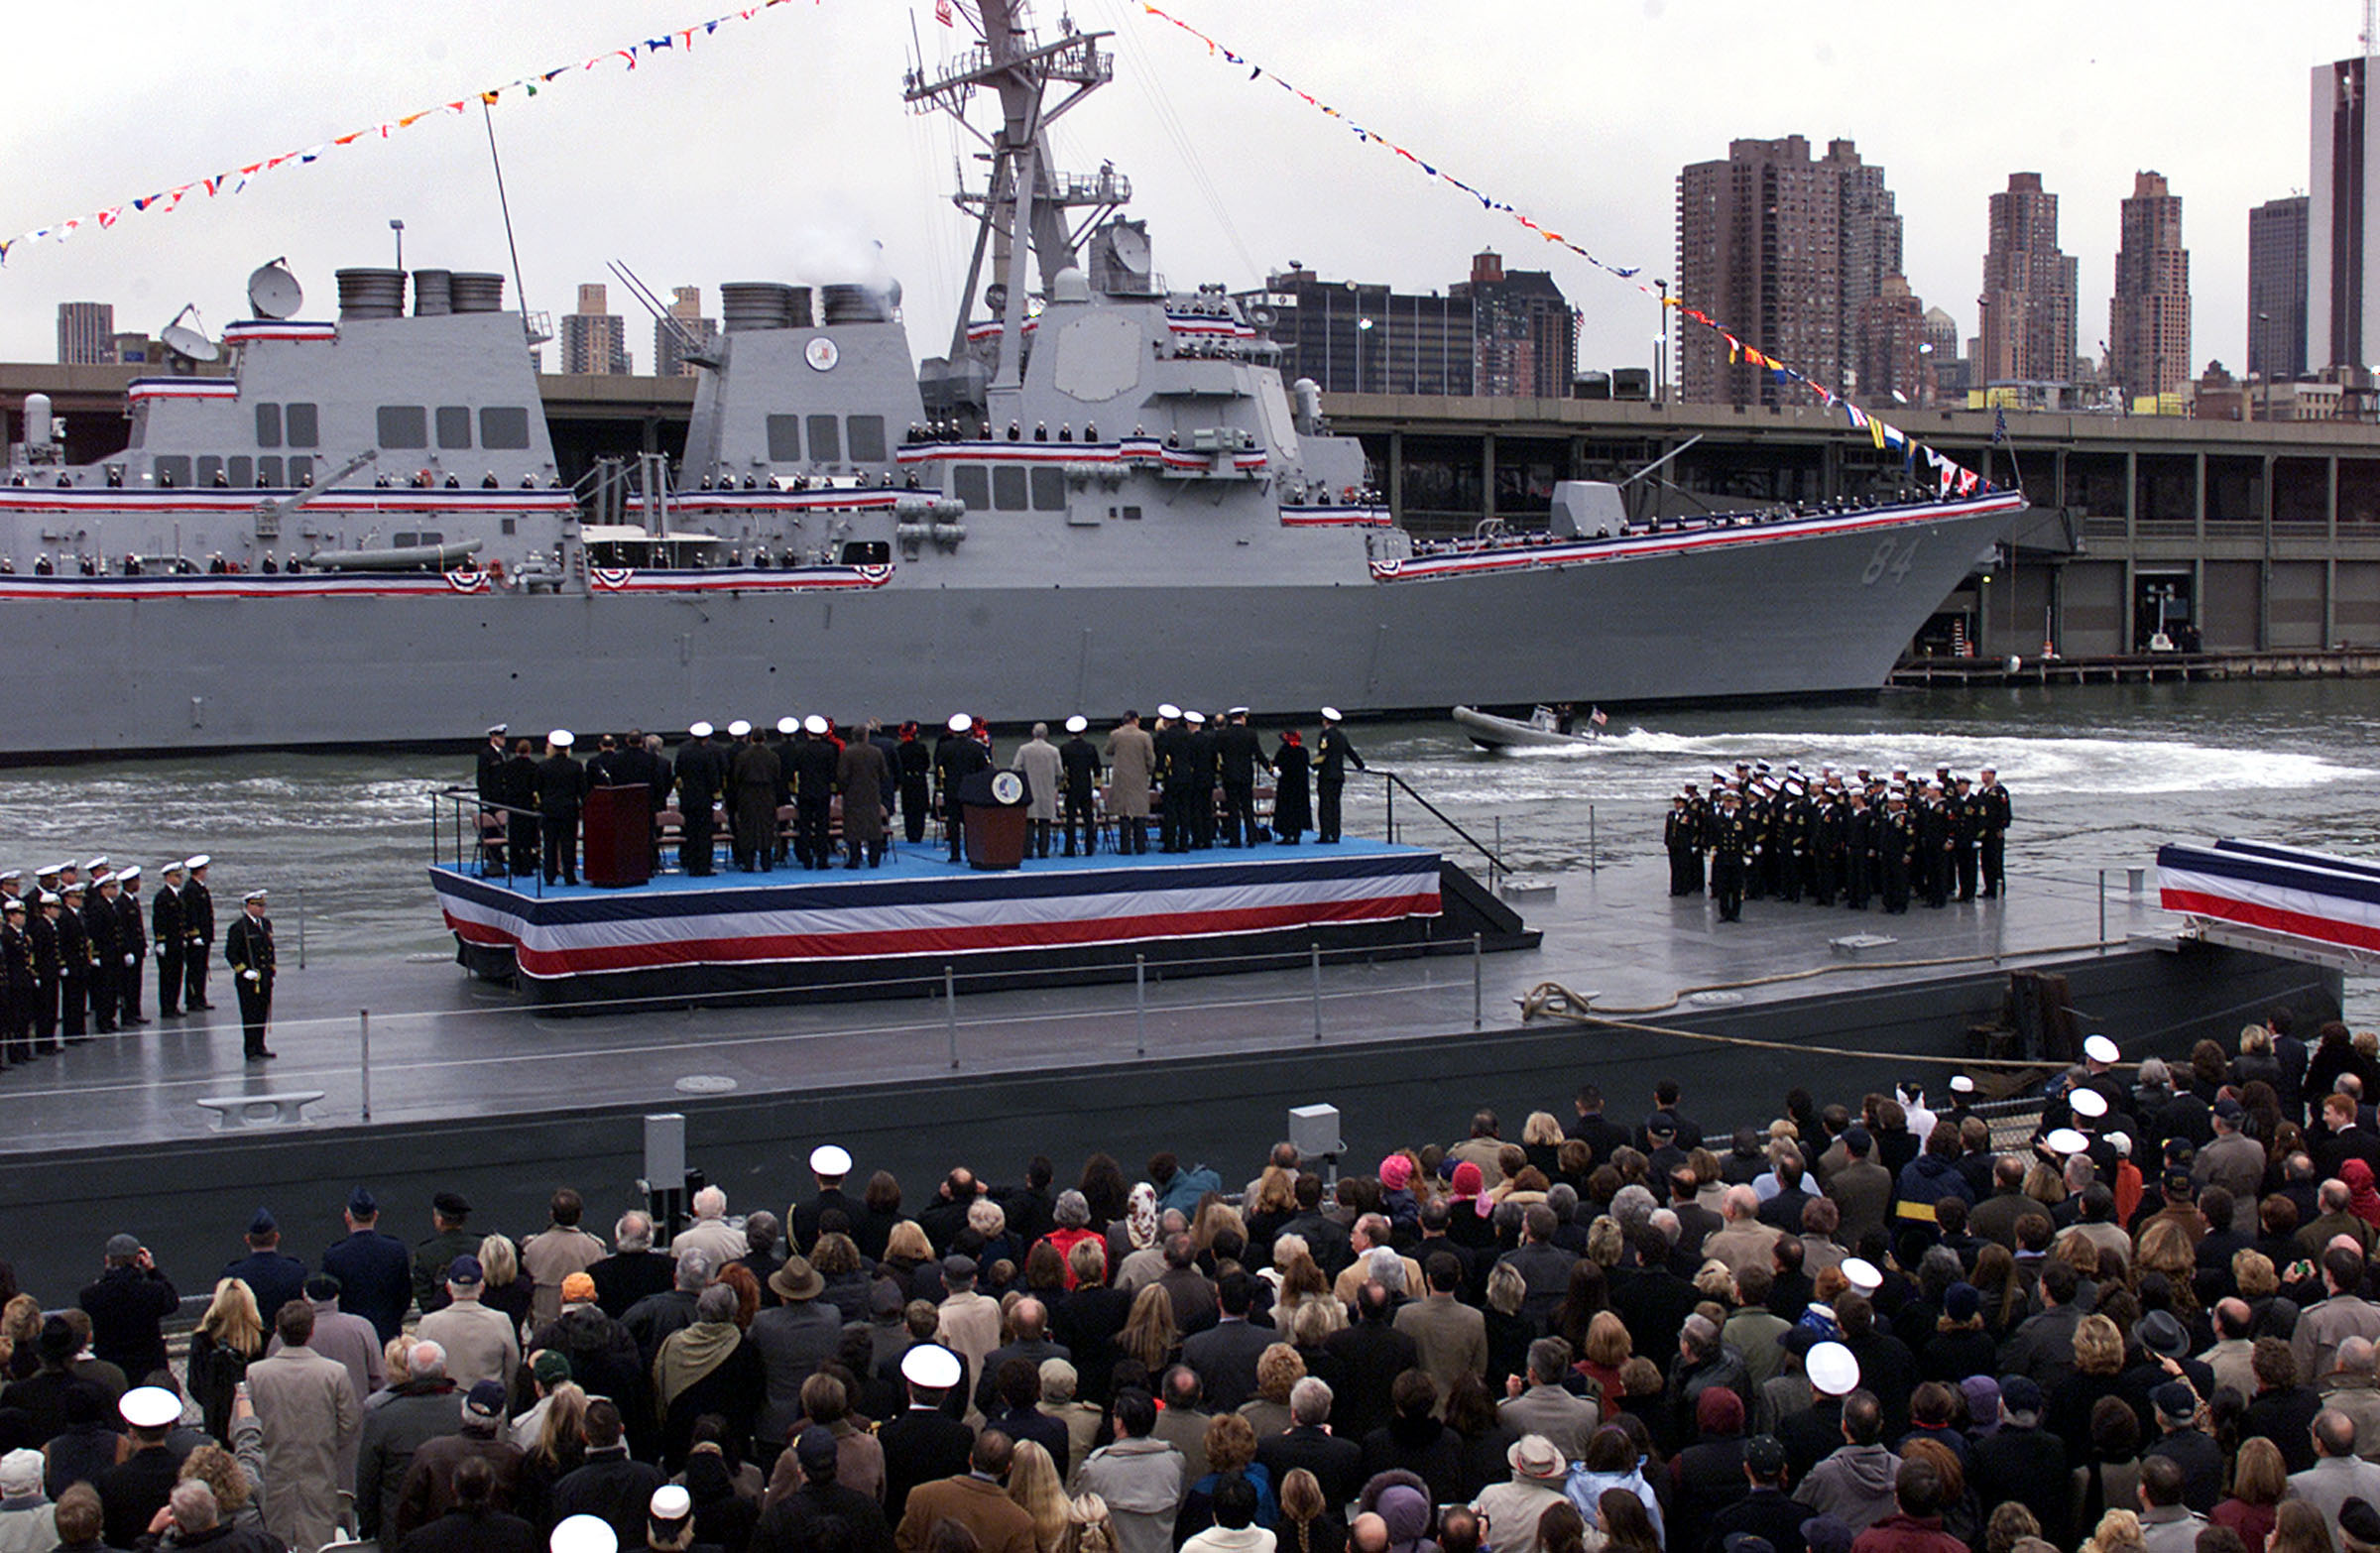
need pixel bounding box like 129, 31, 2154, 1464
0, 1, 2025, 761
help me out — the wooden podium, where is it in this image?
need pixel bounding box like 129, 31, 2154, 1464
957, 768, 1032, 870
582, 784, 654, 888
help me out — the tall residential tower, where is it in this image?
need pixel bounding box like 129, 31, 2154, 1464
1977, 173, 2079, 387
2108, 172, 2191, 404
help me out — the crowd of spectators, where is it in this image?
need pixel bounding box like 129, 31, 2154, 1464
12, 1011, 2380, 1553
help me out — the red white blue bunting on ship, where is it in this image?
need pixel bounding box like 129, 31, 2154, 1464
587, 563, 892, 593
429, 850, 1443, 980
2157, 840, 2380, 957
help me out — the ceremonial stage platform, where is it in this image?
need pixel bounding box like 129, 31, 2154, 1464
430, 838, 1533, 1009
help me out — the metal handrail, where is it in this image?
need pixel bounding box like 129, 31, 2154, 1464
1374, 769, 1512, 875
431, 786, 545, 896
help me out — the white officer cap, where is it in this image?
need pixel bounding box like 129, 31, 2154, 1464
1065, 715, 1088, 734
809, 1143, 853, 1175
2043, 1128, 2090, 1156
119, 1386, 181, 1430
650, 1486, 692, 1522
487, 722, 508, 737
0, 870, 17, 883
83, 857, 107, 873
186, 854, 211, 870
2070, 1087, 2109, 1120
1949, 1075, 1975, 1095
2083, 1034, 2120, 1064
60, 882, 83, 896
1228, 706, 1250, 717
1805, 1341, 1860, 1396
804, 715, 829, 736
35, 893, 57, 907
1320, 706, 1343, 722
901, 1343, 962, 1389
689, 721, 714, 738
163, 861, 185, 877
727, 720, 753, 738
549, 729, 575, 749
244, 889, 268, 903
119, 867, 139, 883
776, 716, 798, 735
1156, 703, 1182, 721
550, 1514, 620, 1553
948, 714, 972, 734
1841, 1257, 1882, 1296
1184, 711, 1204, 726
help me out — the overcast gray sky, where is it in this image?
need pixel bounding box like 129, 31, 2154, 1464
0, 1, 2355, 383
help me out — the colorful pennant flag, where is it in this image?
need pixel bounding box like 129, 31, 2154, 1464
1135, 2, 1990, 496
0, 1, 799, 266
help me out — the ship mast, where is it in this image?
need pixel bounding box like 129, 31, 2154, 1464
905, 0, 1118, 425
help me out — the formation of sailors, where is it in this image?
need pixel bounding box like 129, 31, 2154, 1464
474, 705, 1374, 885
0, 855, 270, 1066
1663, 758, 2013, 924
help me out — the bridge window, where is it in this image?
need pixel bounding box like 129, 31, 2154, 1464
806, 415, 841, 464
435, 407, 473, 450
258, 457, 283, 487
479, 407, 531, 450
846, 415, 888, 463
197, 455, 224, 486
766, 415, 801, 463
228, 456, 253, 488
1030, 466, 1066, 511
952, 465, 990, 510
153, 455, 191, 489
255, 404, 283, 448
286, 403, 320, 448
376, 406, 428, 449
839, 539, 892, 565
287, 455, 312, 486
993, 466, 1028, 512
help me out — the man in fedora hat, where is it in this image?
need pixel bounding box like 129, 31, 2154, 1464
749, 1255, 838, 1446
1472, 1434, 1570, 1553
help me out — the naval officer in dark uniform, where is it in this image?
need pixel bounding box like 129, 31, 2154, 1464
1313, 707, 1365, 843
1974, 766, 2011, 898
1709, 789, 1750, 922
56, 881, 91, 1041
935, 714, 991, 862
224, 888, 278, 1061
674, 722, 722, 876
153, 861, 186, 1016
84, 872, 121, 1033
30, 890, 60, 1053
1058, 715, 1102, 857
115, 866, 148, 1026
182, 855, 216, 1010
1215, 708, 1269, 849
1, 898, 33, 1066
475, 723, 510, 871
536, 729, 589, 886
895, 722, 934, 846
1665, 794, 1702, 896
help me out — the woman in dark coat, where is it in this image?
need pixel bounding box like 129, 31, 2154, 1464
835, 734, 891, 867
654, 1285, 764, 1472
1271, 731, 1311, 844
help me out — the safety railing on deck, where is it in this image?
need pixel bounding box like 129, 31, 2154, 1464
430, 786, 547, 897
1375, 769, 1514, 884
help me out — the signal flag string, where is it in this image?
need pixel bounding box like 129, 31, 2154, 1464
1135, 3, 1993, 497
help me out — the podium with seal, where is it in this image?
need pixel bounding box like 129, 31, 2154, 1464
957, 767, 1033, 870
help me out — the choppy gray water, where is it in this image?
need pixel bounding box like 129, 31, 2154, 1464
4, 679, 2375, 1005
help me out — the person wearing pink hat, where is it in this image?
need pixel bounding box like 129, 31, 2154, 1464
1378, 1153, 1420, 1231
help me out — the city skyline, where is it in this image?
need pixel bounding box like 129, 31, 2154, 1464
0, 2, 2352, 386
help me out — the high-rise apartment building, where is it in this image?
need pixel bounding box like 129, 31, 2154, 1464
56, 302, 115, 365
2312, 55, 2377, 369
2108, 172, 2191, 404
559, 284, 631, 376
2249, 195, 2311, 381
1674, 136, 1903, 406
1451, 251, 1576, 399
655, 286, 720, 379
1978, 173, 2080, 387
1853, 277, 1932, 408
